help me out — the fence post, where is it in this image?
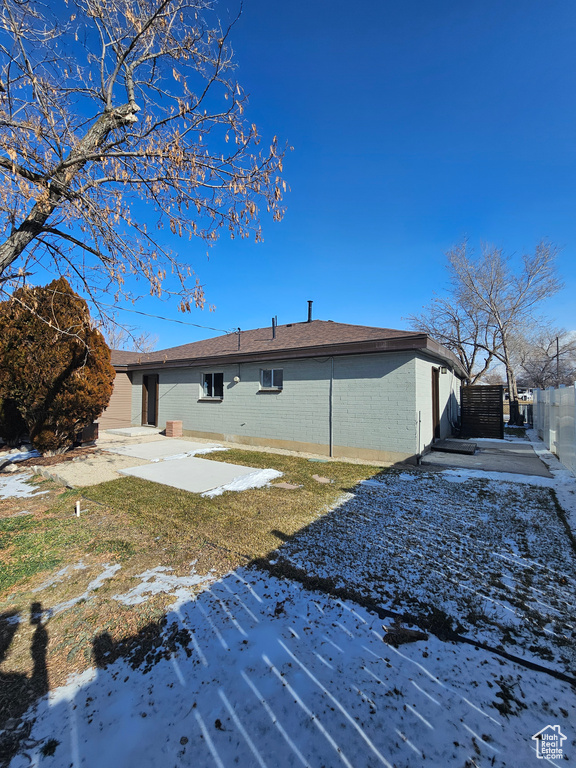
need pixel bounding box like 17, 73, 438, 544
533, 388, 540, 435
547, 387, 555, 452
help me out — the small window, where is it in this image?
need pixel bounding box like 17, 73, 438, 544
202, 372, 224, 398
260, 368, 283, 389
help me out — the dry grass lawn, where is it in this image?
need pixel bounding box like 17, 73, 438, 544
0, 450, 381, 705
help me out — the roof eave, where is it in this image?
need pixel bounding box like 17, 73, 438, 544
113, 334, 466, 378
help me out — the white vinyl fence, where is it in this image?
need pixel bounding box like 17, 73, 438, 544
533, 384, 576, 476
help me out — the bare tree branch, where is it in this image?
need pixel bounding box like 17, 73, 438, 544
409, 240, 563, 423
0, 0, 287, 312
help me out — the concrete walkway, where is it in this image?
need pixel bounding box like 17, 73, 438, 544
421, 437, 553, 477
106, 439, 224, 461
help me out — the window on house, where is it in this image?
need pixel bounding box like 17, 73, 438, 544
260, 369, 283, 389
202, 372, 224, 398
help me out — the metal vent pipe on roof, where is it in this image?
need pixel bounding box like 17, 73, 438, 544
307, 300, 313, 323
272, 317, 276, 339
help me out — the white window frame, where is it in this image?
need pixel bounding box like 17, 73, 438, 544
201, 372, 224, 399
260, 368, 283, 390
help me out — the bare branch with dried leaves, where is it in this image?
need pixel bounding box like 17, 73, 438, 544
0, 0, 287, 313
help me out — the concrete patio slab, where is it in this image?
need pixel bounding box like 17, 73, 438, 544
106, 439, 223, 461
118, 456, 263, 494
104, 427, 163, 437
422, 438, 553, 477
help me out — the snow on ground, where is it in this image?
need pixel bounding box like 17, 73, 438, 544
527, 428, 576, 534
0, 448, 41, 463
4, 434, 576, 766
113, 565, 213, 606
202, 468, 283, 498
441, 467, 557, 485
48, 565, 122, 616
7, 567, 575, 768
0, 472, 49, 499
273, 469, 576, 675
32, 563, 88, 593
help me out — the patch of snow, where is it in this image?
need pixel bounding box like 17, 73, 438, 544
49, 564, 122, 615
5, 509, 32, 519
269, 467, 576, 674
2, 614, 21, 626
527, 429, 576, 536
0, 449, 41, 463
0, 472, 48, 499
48, 668, 99, 707
202, 468, 283, 497
113, 565, 213, 607
33, 561, 88, 593
441, 468, 556, 486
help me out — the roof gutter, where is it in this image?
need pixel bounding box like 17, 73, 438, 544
112, 334, 466, 379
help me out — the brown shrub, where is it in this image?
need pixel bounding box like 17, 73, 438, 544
0, 278, 115, 453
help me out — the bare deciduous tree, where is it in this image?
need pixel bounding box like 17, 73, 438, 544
0, 0, 286, 313
479, 369, 506, 386
409, 240, 563, 424
511, 329, 576, 389
407, 295, 500, 384
449, 241, 562, 423
104, 321, 158, 352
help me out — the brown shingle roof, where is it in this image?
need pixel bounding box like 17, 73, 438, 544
112, 321, 413, 363
111, 319, 466, 376
110, 349, 145, 366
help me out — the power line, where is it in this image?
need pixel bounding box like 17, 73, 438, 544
9, 284, 235, 335
96, 300, 233, 334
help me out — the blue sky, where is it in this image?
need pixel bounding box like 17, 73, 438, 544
110, 0, 576, 347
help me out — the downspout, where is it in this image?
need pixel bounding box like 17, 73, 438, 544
329, 357, 334, 457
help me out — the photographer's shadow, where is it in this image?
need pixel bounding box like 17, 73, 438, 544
0, 603, 49, 765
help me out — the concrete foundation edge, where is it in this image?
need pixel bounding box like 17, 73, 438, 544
180, 429, 414, 464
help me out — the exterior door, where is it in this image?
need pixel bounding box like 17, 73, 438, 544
431, 367, 440, 440
141, 374, 158, 426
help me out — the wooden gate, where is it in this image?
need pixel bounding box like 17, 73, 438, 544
460, 385, 503, 439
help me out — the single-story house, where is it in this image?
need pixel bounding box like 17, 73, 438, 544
99, 318, 466, 463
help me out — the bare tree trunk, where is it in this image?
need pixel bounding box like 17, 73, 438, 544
502, 336, 522, 426
0, 105, 138, 277
0, 199, 61, 274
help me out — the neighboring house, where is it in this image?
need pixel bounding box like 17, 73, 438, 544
99, 318, 466, 463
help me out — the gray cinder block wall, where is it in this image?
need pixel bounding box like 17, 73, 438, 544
130, 351, 460, 462
415, 356, 460, 449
